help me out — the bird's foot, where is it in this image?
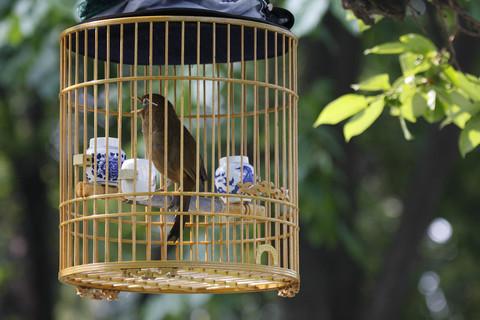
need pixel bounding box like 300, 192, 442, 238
168, 196, 181, 211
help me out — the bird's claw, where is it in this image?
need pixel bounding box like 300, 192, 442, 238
168, 196, 180, 211
168, 202, 178, 211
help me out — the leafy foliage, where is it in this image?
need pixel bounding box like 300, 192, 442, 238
315, 33, 480, 156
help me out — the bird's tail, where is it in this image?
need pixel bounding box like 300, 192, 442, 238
167, 164, 209, 242
167, 180, 194, 242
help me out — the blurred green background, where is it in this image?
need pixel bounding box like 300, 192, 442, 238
1, 0, 480, 319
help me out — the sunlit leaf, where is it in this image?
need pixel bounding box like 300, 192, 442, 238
343, 98, 385, 141
426, 90, 437, 110
314, 94, 369, 127
344, 10, 375, 33
443, 67, 480, 101
412, 93, 429, 116
400, 86, 428, 123
439, 90, 480, 129
459, 115, 480, 157
352, 74, 391, 91
390, 107, 401, 117
423, 104, 445, 123
8, 15, 22, 45
399, 52, 431, 76
441, 105, 472, 129
400, 117, 414, 140
399, 84, 417, 122
400, 33, 437, 54
365, 42, 406, 55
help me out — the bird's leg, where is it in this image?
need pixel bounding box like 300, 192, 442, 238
168, 196, 180, 211
167, 181, 194, 242
167, 184, 185, 211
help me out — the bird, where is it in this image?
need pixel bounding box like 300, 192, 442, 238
137, 93, 208, 242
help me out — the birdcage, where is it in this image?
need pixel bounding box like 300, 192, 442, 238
59, 13, 298, 299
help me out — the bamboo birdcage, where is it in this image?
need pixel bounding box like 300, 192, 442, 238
59, 15, 299, 299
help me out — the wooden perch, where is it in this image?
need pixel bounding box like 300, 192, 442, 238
75, 181, 118, 198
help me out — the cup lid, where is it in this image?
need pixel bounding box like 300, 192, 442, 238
219, 156, 250, 166
89, 137, 120, 149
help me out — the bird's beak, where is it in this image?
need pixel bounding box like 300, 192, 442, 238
131, 97, 145, 114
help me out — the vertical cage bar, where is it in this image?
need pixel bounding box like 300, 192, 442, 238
211, 22, 217, 263
293, 40, 300, 271
59, 36, 64, 270
104, 26, 111, 263
74, 31, 80, 267
226, 23, 234, 263
202, 62, 208, 263
274, 31, 280, 263
179, 21, 186, 258
264, 29, 271, 261
146, 21, 154, 262
117, 24, 124, 263
195, 21, 201, 262
240, 25, 245, 264
281, 34, 288, 269
288, 37, 294, 270
67, 33, 73, 268
132, 22, 139, 261
162, 21, 169, 258
82, 29, 88, 265
92, 27, 99, 264
253, 27, 259, 263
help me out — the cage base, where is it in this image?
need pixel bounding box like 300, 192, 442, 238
60, 261, 299, 297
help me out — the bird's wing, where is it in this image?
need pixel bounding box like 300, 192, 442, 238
182, 127, 208, 184
200, 157, 208, 183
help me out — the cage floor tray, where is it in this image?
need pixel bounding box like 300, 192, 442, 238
61, 261, 298, 297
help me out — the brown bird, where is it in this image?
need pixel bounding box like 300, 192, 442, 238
137, 94, 208, 242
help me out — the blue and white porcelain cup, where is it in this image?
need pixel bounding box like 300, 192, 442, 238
215, 156, 255, 203
85, 137, 126, 186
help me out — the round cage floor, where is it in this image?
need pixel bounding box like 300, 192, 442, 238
60, 262, 299, 298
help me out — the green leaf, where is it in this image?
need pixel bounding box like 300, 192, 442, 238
400, 86, 428, 123
365, 42, 406, 55
426, 90, 437, 110
399, 117, 414, 141
343, 98, 385, 141
466, 74, 480, 85
399, 52, 431, 76
443, 67, 480, 101
352, 74, 391, 91
345, 10, 372, 33
314, 94, 369, 127
8, 16, 22, 45
438, 90, 480, 129
423, 104, 445, 123
399, 84, 417, 122
400, 33, 437, 54
365, 34, 436, 56
459, 115, 480, 157
413, 93, 429, 116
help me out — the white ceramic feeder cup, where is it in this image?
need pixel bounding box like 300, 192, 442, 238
120, 159, 157, 201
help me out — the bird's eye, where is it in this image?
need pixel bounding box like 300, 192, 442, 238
142, 98, 148, 105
